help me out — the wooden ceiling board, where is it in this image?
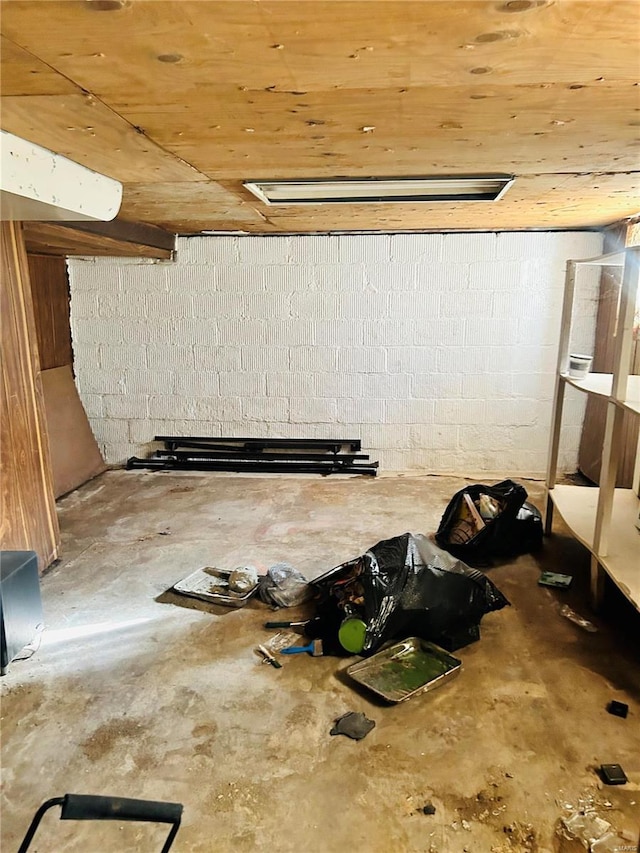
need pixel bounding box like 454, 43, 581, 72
115, 82, 640, 178
0, 93, 205, 183
119, 181, 267, 226
1, 0, 638, 233
0, 36, 77, 96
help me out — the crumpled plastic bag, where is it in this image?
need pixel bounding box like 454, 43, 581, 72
257, 562, 312, 608
311, 533, 509, 654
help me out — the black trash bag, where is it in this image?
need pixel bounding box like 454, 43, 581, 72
310, 533, 509, 655
434, 479, 543, 565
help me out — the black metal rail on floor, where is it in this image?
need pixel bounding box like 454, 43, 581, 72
127, 436, 377, 476
126, 457, 379, 476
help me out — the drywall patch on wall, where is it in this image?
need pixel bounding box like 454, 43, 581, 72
67, 231, 603, 473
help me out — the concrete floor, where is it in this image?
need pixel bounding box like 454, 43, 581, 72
1, 471, 639, 853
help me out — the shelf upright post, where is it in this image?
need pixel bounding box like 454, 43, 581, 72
545, 260, 577, 534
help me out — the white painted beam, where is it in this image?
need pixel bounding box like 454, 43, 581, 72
0, 130, 122, 222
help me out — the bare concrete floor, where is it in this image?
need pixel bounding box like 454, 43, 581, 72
1, 471, 639, 853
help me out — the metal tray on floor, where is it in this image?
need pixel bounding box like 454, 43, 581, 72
173, 567, 257, 608
346, 638, 461, 703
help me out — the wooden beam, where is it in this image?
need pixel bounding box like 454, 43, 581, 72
22, 220, 175, 258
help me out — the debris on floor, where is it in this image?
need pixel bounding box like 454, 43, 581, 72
435, 479, 543, 564
539, 571, 573, 589
172, 566, 259, 607
309, 532, 509, 656
329, 711, 375, 741
255, 645, 282, 669
345, 638, 461, 703
606, 700, 629, 719
421, 802, 437, 816
127, 435, 380, 476
257, 562, 312, 607
281, 639, 323, 656
599, 764, 627, 785
560, 604, 598, 633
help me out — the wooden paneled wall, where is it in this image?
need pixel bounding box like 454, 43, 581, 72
27, 253, 72, 371
1, 221, 60, 571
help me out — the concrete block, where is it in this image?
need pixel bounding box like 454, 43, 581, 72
90, 418, 130, 444
71, 342, 99, 368
362, 319, 416, 347
484, 399, 539, 426
125, 370, 175, 395
217, 372, 263, 398
122, 319, 177, 345
459, 424, 515, 452
389, 233, 442, 263
120, 265, 168, 292
468, 260, 523, 291
462, 373, 514, 399
388, 290, 440, 319
361, 373, 411, 399
238, 236, 290, 265
442, 233, 497, 262
338, 235, 390, 264
378, 449, 411, 471
387, 346, 437, 374
151, 292, 193, 318
412, 373, 463, 399
172, 318, 220, 346
417, 263, 469, 293
386, 399, 435, 424
243, 292, 286, 320
315, 320, 364, 347
416, 318, 462, 347
241, 396, 289, 422
78, 369, 126, 395
216, 319, 265, 346
289, 234, 339, 264
100, 344, 147, 370
266, 372, 318, 398
434, 399, 487, 425
333, 373, 364, 398
465, 317, 519, 346
191, 397, 242, 421
496, 231, 556, 260
175, 372, 220, 397
164, 265, 217, 292
264, 319, 316, 346
361, 424, 410, 450
290, 292, 340, 319
70, 291, 99, 319
177, 235, 239, 265
148, 395, 197, 419
80, 394, 104, 419
191, 292, 242, 319
338, 292, 389, 319
71, 318, 123, 345
365, 262, 417, 292
409, 423, 459, 451
337, 347, 386, 373
147, 345, 194, 371
313, 264, 363, 292
194, 345, 241, 371
101, 442, 140, 465
103, 394, 148, 419
290, 346, 336, 372
290, 397, 337, 423
98, 292, 147, 318
337, 398, 385, 424
216, 266, 262, 292
440, 290, 493, 319
263, 265, 314, 292
240, 346, 288, 372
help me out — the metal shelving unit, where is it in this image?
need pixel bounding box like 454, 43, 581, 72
545, 247, 640, 610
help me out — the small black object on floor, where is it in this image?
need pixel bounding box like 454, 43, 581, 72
607, 700, 629, 718
330, 712, 375, 741
599, 764, 627, 785
422, 803, 436, 816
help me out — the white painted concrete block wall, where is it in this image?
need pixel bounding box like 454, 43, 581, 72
68, 231, 603, 473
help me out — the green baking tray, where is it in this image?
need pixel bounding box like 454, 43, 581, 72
346, 638, 462, 703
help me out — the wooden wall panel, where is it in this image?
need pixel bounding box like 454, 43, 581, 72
27, 254, 73, 371
1, 222, 60, 572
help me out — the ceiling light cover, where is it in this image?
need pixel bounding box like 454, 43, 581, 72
243, 175, 514, 205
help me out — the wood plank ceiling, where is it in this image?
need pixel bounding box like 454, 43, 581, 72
1, 0, 639, 234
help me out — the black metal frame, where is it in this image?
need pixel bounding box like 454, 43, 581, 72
18, 794, 183, 853
127, 456, 378, 476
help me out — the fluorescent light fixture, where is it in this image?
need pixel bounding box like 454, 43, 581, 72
1, 130, 122, 221
243, 175, 514, 205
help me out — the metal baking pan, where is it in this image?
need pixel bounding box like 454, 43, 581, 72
346, 638, 461, 703
173, 567, 257, 608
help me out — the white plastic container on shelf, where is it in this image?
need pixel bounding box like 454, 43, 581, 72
568, 353, 593, 379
